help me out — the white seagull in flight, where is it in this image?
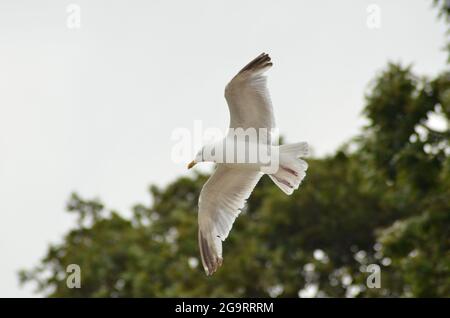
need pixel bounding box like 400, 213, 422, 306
188, 53, 308, 275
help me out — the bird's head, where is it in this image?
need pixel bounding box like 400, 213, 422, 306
188, 144, 218, 169
187, 148, 204, 170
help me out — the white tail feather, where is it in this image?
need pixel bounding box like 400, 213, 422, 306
269, 142, 308, 195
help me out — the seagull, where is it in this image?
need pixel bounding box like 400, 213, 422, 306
187, 53, 308, 276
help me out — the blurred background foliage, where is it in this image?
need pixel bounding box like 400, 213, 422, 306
20, 1, 449, 297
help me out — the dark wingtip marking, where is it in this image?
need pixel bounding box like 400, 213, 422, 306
199, 230, 223, 276
238, 53, 272, 75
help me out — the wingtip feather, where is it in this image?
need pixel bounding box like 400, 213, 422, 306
237, 52, 273, 75
199, 229, 223, 276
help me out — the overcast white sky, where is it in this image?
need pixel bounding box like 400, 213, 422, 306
0, 0, 447, 297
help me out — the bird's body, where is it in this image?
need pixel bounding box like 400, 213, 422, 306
189, 53, 308, 275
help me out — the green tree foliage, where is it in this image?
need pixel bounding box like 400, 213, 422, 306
20, 2, 450, 298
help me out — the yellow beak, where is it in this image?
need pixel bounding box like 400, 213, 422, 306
187, 160, 197, 170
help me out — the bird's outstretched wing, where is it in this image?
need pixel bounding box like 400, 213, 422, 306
225, 53, 275, 130
198, 165, 262, 275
